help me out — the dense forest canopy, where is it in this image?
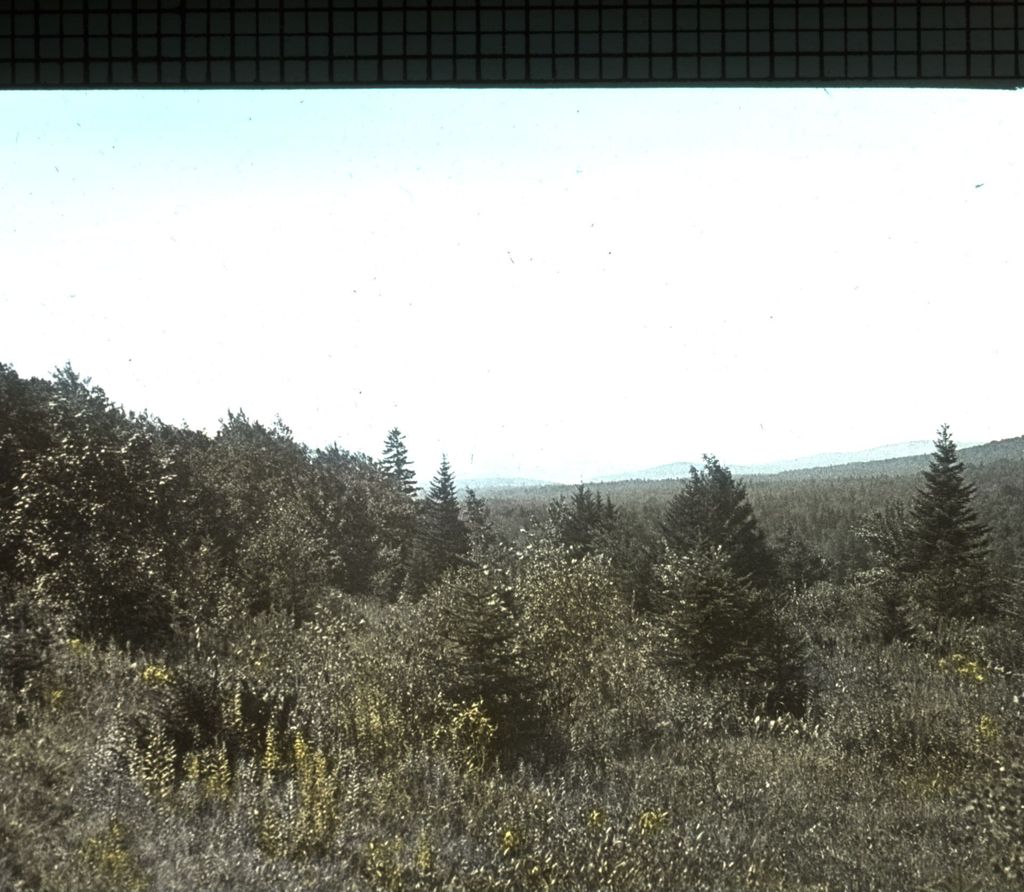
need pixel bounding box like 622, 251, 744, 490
1, 361, 1022, 891
480, 436, 1024, 580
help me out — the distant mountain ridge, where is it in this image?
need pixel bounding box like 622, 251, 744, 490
767, 435, 1024, 482
616, 440, 943, 482
470, 436, 1024, 492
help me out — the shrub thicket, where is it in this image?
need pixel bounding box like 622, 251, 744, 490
1, 363, 1020, 890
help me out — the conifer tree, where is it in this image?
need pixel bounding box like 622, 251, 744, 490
462, 487, 499, 554
375, 428, 418, 598
859, 501, 916, 574
438, 570, 547, 763
407, 455, 469, 596
909, 425, 991, 616
654, 547, 807, 715
547, 484, 616, 556
380, 427, 417, 496
662, 455, 777, 589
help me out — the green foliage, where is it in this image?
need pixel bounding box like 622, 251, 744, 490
406, 456, 469, 598
908, 425, 992, 617
962, 755, 1024, 883
0, 364, 55, 578
859, 499, 916, 573
979, 574, 1024, 674
462, 487, 500, 557
1, 366, 188, 648
366, 428, 420, 600
434, 699, 498, 774
255, 730, 341, 858
852, 430, 997, 640
857, 567, 928, 645
187, 411, 330, 620
662, 455, 778, 589
433, 568, 549, 765
654, 547, 808, 715
380, 427, 417, 497
2, 363, 1022, 891
78, 821, 149, 892
547, 484, 616, 556
547, 486, 659, 611
769, 525, 830, 591
0, 577, 54, 706
515, 543, 632, 703
307, 445, 383, 598
478, 438, 1024, 583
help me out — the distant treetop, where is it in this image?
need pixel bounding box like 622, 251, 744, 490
381, 427, 417, 496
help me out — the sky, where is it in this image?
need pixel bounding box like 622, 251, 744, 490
1, 88, 1022, 483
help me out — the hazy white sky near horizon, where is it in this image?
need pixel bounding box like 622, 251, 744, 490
1, 88, 1021, 482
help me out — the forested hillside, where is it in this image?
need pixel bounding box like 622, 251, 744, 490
483, 437, 1024, 579
1, 362, 1022, 891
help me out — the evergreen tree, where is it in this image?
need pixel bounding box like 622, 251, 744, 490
858, 501, 916, 574
437, 570, 548, 764
547, 486, 658, 609
771, 525, 830, 591
462, 487, 499, 554
856, 501, 924, 642
547, 484, 616, 556
654, 547, 808, 715
380, 428, 417, 496
375, 428, 418, 597
662, 455, 777, 589
909, 425, 991, 617
407, 455, 469, 596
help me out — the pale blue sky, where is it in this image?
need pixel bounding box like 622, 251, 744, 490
2, 88, 1021, 482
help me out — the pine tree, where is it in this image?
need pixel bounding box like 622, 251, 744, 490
662, 455, 777, 589
909, 425, 991, 617
380, 428, 417, 496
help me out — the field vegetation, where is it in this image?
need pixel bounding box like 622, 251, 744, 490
1, 362, 1022, 891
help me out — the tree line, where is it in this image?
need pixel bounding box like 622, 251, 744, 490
2, 362, 1010, 731
1, 361, 1021, 890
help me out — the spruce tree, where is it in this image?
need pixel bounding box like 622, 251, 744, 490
407, 455, 469, 596
438, 570, 547, 764
662, 455, 777, 589
909, 425, 991, 617
654, 547, 808, 715
547, 484, 616, 556
462, 487, 498, 553
380, 428, 417, 496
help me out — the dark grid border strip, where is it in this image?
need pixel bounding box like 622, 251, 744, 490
1, 2, 1022, 88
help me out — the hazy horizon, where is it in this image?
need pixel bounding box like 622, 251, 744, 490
3, 88, 1021, 481
1, 355, 1011, 486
